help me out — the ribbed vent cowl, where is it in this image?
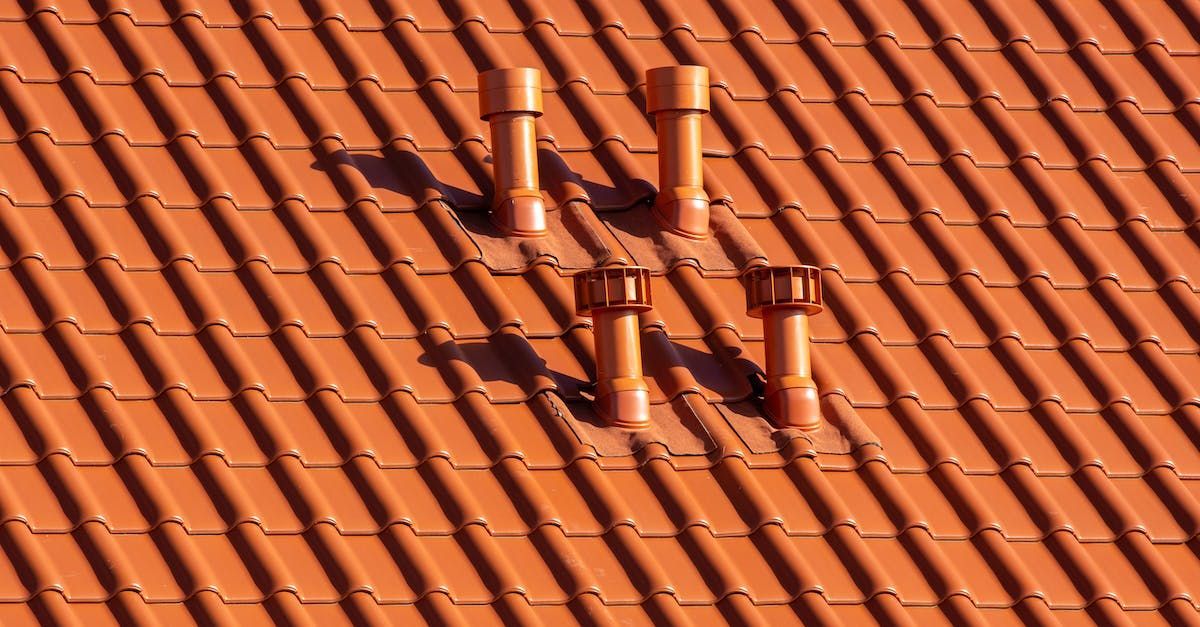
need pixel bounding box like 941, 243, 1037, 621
745, 265, 823, 431
745, 265, 822, 317
574, 266, 652, 315
574, 267, 653, 429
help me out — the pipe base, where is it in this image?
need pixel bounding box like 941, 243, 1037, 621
765, 385, 821, 431
492, 194, 548, 237
597, 389, 651, 429
653, 196, 710, 240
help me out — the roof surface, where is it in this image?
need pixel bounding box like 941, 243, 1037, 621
0, 0, 1199, 624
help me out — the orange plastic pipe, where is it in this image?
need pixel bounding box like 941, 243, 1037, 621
745, 265, 823, 430
574, 267, 653, 428
478, 68, 546, 236
762, 307, 820, 430
592, 308, 651, 428
645, 66, 710, 239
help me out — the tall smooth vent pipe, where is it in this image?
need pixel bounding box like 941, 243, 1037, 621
478, 68, 547, 236
574, 266, 653, 428
745, 266, 824, 430
645, 65, 710, 239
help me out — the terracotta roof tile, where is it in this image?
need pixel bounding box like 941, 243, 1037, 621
0, 0, 1199, 622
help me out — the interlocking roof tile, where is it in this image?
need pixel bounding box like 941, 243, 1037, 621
0, 0, 1198, 623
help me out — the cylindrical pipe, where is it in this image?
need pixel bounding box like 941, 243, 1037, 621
478, 68, 546, 236
489, 112, 539, 193
592, 308, 650, 428
744, 265, 823, 430
573, 266, 654, 429
762, 307, 819, 430
645, 66, 710, 239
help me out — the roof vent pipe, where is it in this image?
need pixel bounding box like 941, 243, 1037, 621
745, 266, 824, 430
478, 68, 547, 236
645, 65, 710, 239
574, 266, 654, 428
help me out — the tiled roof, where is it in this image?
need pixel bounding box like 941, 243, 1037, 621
1, 0, 1199, 623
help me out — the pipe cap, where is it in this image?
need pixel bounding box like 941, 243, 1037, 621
745, 265, 822, 318
478, 68, 543, 119
645, 65, 710, 114
574, 266, 653, 316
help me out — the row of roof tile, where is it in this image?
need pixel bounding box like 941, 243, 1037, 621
0, 321, 1194, 412
5, 452, 1200, 542
5, 83, 1200, 168
17, 589, 1065, 627
37, 589, 1154, 627
4, 22, 1200, 110
3, 143, 1200, 233
1, 387, 1199, 478
0, 260, 1195, 353
2, 200, 1198, 290
0, 520, 1194, 607
1, 0, 1197, 55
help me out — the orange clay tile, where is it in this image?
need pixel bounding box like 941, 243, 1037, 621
0, 0, 1197, 624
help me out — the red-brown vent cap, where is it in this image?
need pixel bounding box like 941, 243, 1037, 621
478, 67, 543, 119
745, 265, 822, 318
645, 65, 710, 114
574, 267, 653, 316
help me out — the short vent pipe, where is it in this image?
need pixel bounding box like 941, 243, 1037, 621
574, 267, 653, 428
645, 66, 711, 239
478, 68, 547, 236
745, 266, 824, 430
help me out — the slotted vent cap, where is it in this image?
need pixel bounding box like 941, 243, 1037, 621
574, 266, 653, 316
745, 265, 822, 318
